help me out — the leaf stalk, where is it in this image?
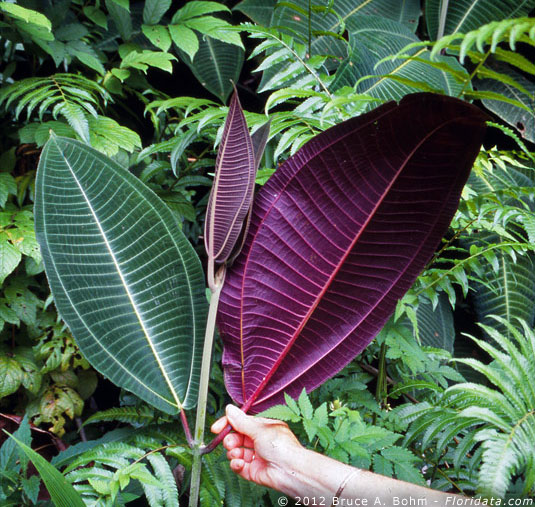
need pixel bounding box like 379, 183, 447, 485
188, 265, 226, 507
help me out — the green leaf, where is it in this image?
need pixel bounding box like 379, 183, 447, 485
258, 404, 301, 422
0, 173, 17, 208
426, 0, 534, 39
57, 102, 90, 143
234, 0, 276, 26
180, 36, 244, 102
172, 1, 230, 23
374, 453, 393, 477
0, 233, 22, 284
0, 353, 23, 397
5, 432, 85, 507
476, 65, 535, 143
169, 25, 199, 61
142, 25, 172, 52
415, 294, 455, 353
35, 137, 207, 413
0, 414, 31, 475
143, 0, 171, 24
106, 0, 132, 40
120, 49, 176, 73
185, 17, 244, 48
334, 16, 467, 100
88, 116, 142, 156
56, 23, 89, 42
68, 41, 106, 75
0, 2, 52, 31
83, 6, 108, 29
297, 389, 313, 420
108, 0, 129, 10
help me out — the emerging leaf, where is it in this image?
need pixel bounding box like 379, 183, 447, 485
204, 90, 268, 289
218, 93, 487, 413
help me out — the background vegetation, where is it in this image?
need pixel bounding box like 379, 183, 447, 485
0, 0, 535, 505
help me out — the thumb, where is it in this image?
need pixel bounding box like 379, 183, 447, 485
225, 405, 259, 439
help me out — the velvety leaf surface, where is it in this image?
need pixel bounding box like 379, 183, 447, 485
204, 91, 255, 266
218, 93, 487, 413
35, 137, 206, 413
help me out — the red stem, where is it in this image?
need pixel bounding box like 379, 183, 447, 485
180, 409, 194, 448
200, 398, 251, 455
200, 423, 232, 455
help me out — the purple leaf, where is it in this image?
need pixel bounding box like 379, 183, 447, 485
218, 93, 487, 413
204, 90, 255, 289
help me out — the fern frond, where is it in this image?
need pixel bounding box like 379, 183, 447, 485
406, 320, 535, 497
0, 73, 109, 120
426, 18, 535, 63
243, 23, 332, 96
476, 429, 522, 498
83, 405, 155, 427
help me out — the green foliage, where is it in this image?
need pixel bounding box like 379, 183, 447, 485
1, 1, 535, 505
0, 153, 96, 437
261, 389, 426, 485
0, 417, 41, 505
388, 17, 535, 142
400, 319, 535, 499
7, 431, 85, 507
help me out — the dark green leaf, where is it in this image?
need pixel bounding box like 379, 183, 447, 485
35, 137, 207, 413
180, 36, 244, 102
143, 0, 171, 24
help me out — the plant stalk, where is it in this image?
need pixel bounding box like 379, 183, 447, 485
436, 0, 449, 41
374, 342, 388, 421
188, 266, 225, 507
180, 409, 194, 448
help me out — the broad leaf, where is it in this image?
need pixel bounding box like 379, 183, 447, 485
143, 0, 171, 24
260, 0, 421, 91
219, 93, 487, 412
234, 0, 276, 26
415, 295, 455, 353
426, 0, 533, 39
35, 136, 207, 413
272, 0, 421, 48
476, 65, 535, 143
333, 16, 467, 100
180, 36, 244, 103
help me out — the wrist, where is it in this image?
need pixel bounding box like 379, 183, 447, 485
272, 447, 348, 500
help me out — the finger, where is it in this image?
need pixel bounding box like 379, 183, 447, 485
242, 447, 255, 462
227, 447, 244, 460
210, 416, 228, 434
223, 432, 244, 450
236, 460, 254, 482
225, 405, 261, 439
254, 416, 289, 429
243, 435, 254, 448
230, 458, 244, 473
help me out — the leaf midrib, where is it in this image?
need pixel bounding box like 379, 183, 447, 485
49, 138, 186, 410
241, 113, 476, 410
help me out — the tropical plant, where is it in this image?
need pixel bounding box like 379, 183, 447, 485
398, 318, 535, 499
34, 90, 487, 506
1, 1, 535, 505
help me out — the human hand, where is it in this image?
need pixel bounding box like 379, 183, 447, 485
210, 405, 305, 489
